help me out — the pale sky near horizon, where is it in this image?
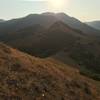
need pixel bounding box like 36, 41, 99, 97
0, 0, 100, 22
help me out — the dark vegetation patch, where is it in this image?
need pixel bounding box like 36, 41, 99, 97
69, 42, 100, 81
10, 60, 22, 72
80, 67, 100, 81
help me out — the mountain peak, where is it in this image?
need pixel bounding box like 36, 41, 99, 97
42, 12, 69, 17
42, 12, 56, 16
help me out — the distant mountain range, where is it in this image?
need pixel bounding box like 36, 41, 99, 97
0, 19, 4, 22
86, 21, 100, 30
0, 12, 100, 81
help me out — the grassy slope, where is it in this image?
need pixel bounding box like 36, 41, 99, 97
0, 43, 100, 100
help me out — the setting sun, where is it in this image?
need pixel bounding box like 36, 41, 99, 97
49, 0, 65, 9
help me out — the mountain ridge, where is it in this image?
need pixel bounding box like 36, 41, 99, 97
0, 12, 100, 36
86, 21, 100, 30
0, 19, 4, 22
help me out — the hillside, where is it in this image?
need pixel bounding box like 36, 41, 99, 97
0, 12, 100, 83
2, 21, 86, 57
86, 21, 100, 30
43, 12, 100, 35
0, 14, 58, 37
0, 19, 100, 81
0, 12, 100, 38
53, 39, 100, 80
55, 13, 100, 35
0, 43, 100, 100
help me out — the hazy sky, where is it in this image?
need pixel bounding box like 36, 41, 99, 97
0, 0, 100, 22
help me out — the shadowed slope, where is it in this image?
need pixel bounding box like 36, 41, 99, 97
2, 21, 86, 57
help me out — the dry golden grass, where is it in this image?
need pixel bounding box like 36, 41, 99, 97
0, 43, 100, 100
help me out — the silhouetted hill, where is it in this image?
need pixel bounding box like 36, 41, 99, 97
2, 21, 86, 57
0, 12, 100, 37
0, 43, 99, 100
86, 21, 100, 30
0, 14, 58, 36
42, 12, 100, 36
